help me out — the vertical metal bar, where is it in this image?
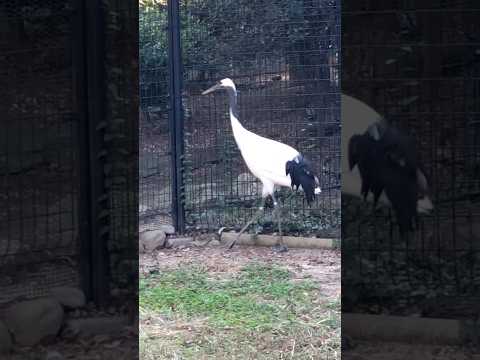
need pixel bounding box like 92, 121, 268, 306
74, 0, 109, 305
167, 0, 185, 233
86, 0, 109, 306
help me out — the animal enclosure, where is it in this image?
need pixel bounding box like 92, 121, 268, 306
139, 0, 341, 238
0, 0, 83, 306
342, 1, 480, 320
0, 0, 138, 308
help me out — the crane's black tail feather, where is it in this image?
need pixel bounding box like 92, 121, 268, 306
285, 154, 317, 205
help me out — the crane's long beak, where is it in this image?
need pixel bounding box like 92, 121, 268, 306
201, 83, 221, 95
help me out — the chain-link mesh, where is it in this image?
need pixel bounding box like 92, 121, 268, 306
0, 0, 80, 305
139, 1, 172, 231
342, 1, 480, 318
0, 0, 139, 308
103, 0, 139, 304
140, 0, 341, 238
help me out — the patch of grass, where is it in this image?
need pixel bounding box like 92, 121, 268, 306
140, 263, 316, 331
140, 262, 340, 359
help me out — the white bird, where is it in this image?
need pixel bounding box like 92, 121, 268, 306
341, 93, 434, 235
202, 78, 321, 252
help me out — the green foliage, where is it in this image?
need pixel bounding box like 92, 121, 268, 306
139, 3, 168, 73
139, 0, 337, 84
179, 0, 305, 68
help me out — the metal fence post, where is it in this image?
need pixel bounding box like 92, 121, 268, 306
167, 0, 185, 233
74, 0, 93, 303
77, 0, 109, 305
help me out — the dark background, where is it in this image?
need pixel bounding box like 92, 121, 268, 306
342, 0, 480, 352
1, 0, 138, 357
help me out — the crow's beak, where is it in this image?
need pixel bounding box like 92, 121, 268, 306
201, 83, 222, 95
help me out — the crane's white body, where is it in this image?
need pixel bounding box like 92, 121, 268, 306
218, 78, 321, 199
341, 93, 433, 213
205, 78, 320, 251
229, 107, 299, 197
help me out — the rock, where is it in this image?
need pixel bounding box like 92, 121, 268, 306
158, 224, 175, 235
139, 230, 166, 253
0, 320, 12, 354
50, 287, 86, 309
5, 298, 64, 346
165, 237, 193, 248
138, 204, 149, 213
60, 322, 79, 340
192, 240, 209, 247
65, 316, 128, 337
45, 351, 64, 360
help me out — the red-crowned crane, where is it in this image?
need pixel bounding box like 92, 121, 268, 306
342, 93, 434, 236
202, 78, 321, 252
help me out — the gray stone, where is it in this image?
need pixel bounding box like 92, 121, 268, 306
209, 239, 221, 246
165, 237, 193, 248
140, 230, 166, 253
159, 224, 175, 235
65, 316, 128, 337
60, 321, 79, 340
45, 351, 64, 360
5, 298, 64, 346
50, 287, 86, 309
138, 204, 149, 213
0, 320, 12, 354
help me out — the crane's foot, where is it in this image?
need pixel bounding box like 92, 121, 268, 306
225, 237, 237, 250
272, 243, 288, 253
225, 240, 237, 250
217, 227, 227, 241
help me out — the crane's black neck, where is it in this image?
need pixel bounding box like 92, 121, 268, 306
226, 87, 239, 118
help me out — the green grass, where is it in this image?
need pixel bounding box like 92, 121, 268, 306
140, 263, 340, 359
140, 264, 317, 330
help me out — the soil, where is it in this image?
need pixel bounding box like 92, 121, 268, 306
140, 242, 341, 300
343, 340, 472, 360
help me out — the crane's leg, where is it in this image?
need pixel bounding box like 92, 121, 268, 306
225, 197, 266, 250
272, 193, 288, 253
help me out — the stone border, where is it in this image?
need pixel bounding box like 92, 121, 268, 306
220, 232, 339, 249
343, 313, 470, 345
65, 316, 129, 337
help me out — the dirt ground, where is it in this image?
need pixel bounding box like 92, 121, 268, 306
139, 244, 479, 360
343, 340, 472, 360
8, 328, 138, 360
140, 243, 340, 359
140, 244, 341, 300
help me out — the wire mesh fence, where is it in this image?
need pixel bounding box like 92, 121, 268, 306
0, 0, 81, 305
0, 0, 139, 307
139, 2, 172, 230
139, 0, 341, 238
342, 1, 480, 318
103, 0, 139, 303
